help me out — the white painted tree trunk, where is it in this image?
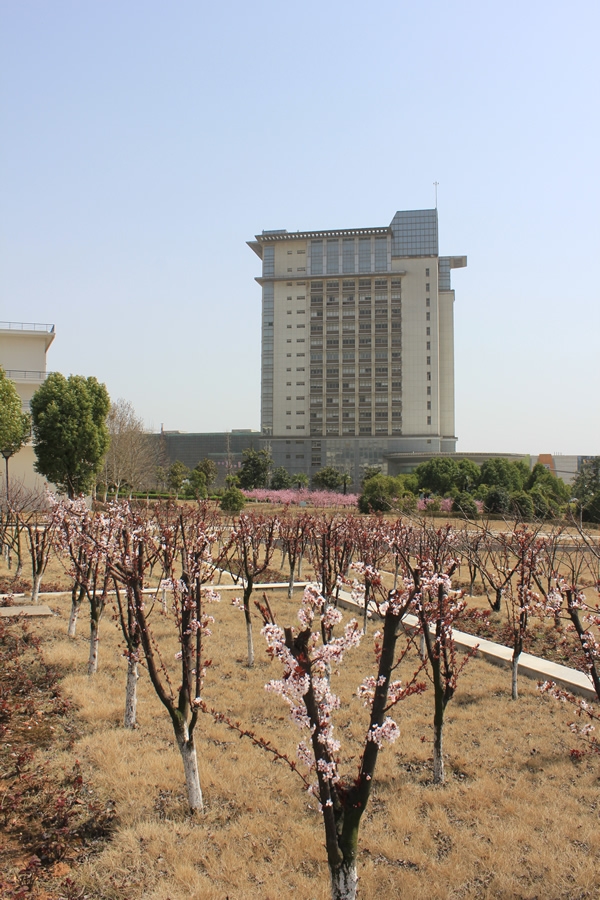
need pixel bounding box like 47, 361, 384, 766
175, 724, 203, 813
433, 722, 444, 784
330, 861, 358, 900
512, 653, 520, 701
124, 657, 138, 728
68, 601, 80, 638
288, 562, 295, 599
246, 618, 254, 668
297, 553, 302, 579
31, 573, 43, 603
88, 620, 99, 675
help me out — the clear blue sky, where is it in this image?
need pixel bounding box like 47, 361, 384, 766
2, 0, 598, 455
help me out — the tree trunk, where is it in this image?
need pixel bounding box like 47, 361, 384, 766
288, 561, 295, 599
31, 572, 43, 603
88, 618, 100, 675
68, 601, 80, 638
433, 720, 444, 784
174, 722, 203, 813
124, 656, 138, 728
68, 583, 85, 638
511, 651, 520, 701
297, 553, 302, 579
246, 617, 254, 668
330, 860, 358, 900
493, 587, 502, 612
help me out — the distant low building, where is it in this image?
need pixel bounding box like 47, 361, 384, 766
0, 321, 55, 495
157, 429, 262, 487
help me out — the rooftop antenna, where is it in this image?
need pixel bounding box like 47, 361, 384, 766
433, 181, 439, 209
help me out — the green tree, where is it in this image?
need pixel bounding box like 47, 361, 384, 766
479, 458, 528, 492
452, 492, 479, 519
510, 490, 535, 520
168, 461, 190, 498
583, 492, 600, 524
0, 367, 31, 503
455, 459, 481, 493
187, 467, 208, 500
524, 463, 569, 504
220, 475, 246, 513
415, 457, 459, 495
360, 465, 382, 487
312, 466, 344, 492
571, 457, 600, 506
30, 373, 110, 498
483, 486, 511, 515
358, 474, 400, 513
194, 458, 218, 492
270, 466, 293, 490
238, 448, 272, 490
294, 472, 309, 489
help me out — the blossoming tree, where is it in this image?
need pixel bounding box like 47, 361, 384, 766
261, 578, 425, 900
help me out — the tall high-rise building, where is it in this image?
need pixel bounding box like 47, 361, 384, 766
248, 209, 466, 486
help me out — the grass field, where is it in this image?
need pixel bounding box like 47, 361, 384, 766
2, 562, 600, 899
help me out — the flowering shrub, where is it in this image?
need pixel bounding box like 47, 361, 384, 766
241, 488, 358, 508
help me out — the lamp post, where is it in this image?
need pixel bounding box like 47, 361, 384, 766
1, 448, 11, 509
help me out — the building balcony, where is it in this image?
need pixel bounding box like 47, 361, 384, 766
5, 369, 48, 383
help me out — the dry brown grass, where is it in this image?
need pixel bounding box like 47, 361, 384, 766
5, 574, 597, 900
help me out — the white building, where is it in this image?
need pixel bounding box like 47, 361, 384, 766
0, 321, 55, 494
249, 209, 466, 486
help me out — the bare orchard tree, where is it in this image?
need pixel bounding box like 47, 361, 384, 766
465, 521, 521, 612
278, 511, 311, 598
392, 520, 477, 783
17, 494, 57, 602
107, 501, 225, 812
501, 524, 547, 700
228, 512, 278, 667
52, 497, 114, 673
101, 399, 156, 500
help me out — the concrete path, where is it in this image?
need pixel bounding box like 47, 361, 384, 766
0, 604, 54, 617
333, 589, 597, 701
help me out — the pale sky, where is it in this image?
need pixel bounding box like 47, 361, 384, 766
2, 0, 599, 456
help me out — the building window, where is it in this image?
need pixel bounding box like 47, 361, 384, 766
426, 283, 430, 292
426, 327, 431, 336
327, 240, 339, 275
342, 238, 355, 274
426, 312, 430, 321
427, 386, 431, 395
427, 416, 431, 425
427, 401, 431, 410
427, 341, 431, 350
426, 268, 430, 277
426, 356, 431, 365
358, 238, 371, 273
426, 298, 430, 307
427, 372, 431, 381
374, 237, 387, 272
263, 246, 274, 276
311, 240, 323, 275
